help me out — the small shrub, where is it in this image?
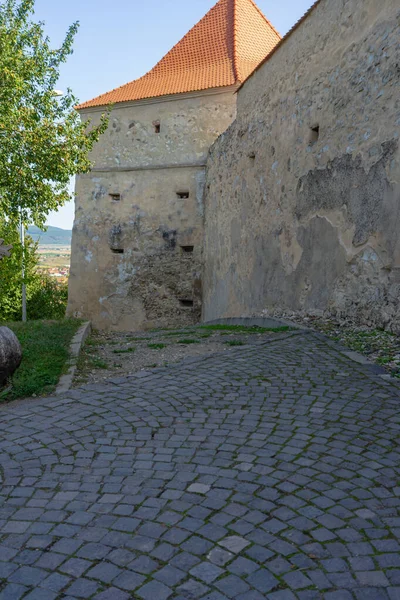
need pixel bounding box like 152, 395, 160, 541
27, 276, 68, 320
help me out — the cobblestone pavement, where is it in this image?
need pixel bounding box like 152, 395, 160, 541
0, 331, 400, 600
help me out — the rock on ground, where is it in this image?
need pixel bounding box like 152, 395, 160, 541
0, 326, 22, 386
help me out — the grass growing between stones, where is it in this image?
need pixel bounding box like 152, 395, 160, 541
148, 343, 166, 350
0, 319, 82, 401
113, 347, 136, 354
177, 338, 201, 345
224, 340, 245, 346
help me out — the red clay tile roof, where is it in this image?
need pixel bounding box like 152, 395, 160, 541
78, 0, 281, 109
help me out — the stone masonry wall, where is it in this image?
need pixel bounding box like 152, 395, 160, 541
67, 90, 236, 331
203, 0, 400, 331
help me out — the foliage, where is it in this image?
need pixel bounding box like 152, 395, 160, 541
0, 219, 39, 321
1, 318, 81, 400
27, 275, 68, 320
0, 0, 109, 227
0, 219, 68, 321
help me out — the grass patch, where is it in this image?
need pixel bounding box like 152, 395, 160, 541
90, 358, 108, 369
148, 343, 166, 350
177, 338, 200, 345
163, 330, 196, 337
224, 340, 245, 346
126, 336, 151, 341
1, 319, 82, 401
112, 347, 135, 354
85, 338, 102, 347
199, 324, 291, 333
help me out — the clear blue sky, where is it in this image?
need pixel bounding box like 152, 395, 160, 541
35, 0, 315, 230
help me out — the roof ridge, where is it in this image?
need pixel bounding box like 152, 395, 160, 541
231, 0, 240, 82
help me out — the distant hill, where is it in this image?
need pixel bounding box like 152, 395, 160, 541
27, 226, 72, 246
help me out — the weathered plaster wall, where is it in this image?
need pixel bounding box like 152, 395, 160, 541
68, 90, 236, 330
203, 0, 400, 331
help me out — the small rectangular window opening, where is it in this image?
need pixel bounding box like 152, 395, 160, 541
176, 191, 189, 199
180, 245, 194, 253
112, 249, 124, 254
309, 125, 320, 144
110, 193, 121, 201
154, 122, 161, 134
179, 299, 194, 308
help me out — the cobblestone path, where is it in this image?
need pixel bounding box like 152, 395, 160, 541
0, 331, 399, 600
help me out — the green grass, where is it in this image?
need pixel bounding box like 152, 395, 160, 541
224, 340, 245, 346
112, 347, 135, 354
85, 338, 102, 347
177, 338, 200, 344
90, 358, 108, 369
126, 336, 152, 341
1, 319, 82, 401
148, 343, 166, 350
199, 324, 291, 333
163, 330, 196, 337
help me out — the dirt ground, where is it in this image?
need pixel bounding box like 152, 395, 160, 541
73, 324, 292, 386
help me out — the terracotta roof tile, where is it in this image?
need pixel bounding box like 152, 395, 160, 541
78, 0, 280, 109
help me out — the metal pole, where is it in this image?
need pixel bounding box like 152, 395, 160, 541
20, 214, 27, 322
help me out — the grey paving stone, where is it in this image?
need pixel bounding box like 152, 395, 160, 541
0, 335, 398, 600
215, 574, 250, 597
0, 584, 28, 600
8, 566, 47, 586
86, 562, 121, 582
66, 578, 100, 598
113, 570, 146, 591
190, 561, 224, 583
177, 578, 209, 598
137, 580, 173, 600
218, 535, 250, 553
60, 558, 91, 577
188, 483, 211, 494
40, 572, 71, 592
208, 547, 234, 566
94, 589, 130, 600
247, 569, 279, 594
23, 590, 57, 600
154, 565, 186, 586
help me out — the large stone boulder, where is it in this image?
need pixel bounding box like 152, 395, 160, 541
0, 327, 22, 387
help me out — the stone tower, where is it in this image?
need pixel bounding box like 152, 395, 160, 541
67, 0, 280, 331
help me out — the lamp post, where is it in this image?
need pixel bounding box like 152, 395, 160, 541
20, 89, 64, 322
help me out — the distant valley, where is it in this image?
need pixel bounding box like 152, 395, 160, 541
27, 225, 72, 246
27, 226, 72, 281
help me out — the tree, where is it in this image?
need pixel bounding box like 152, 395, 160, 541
0, 0, 109, 228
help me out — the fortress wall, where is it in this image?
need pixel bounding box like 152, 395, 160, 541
67, 90, 236, 331
203, 0, 400, 331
